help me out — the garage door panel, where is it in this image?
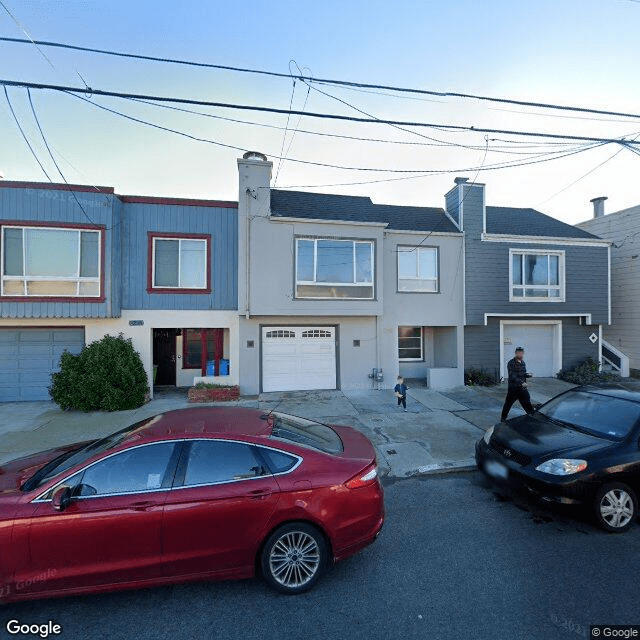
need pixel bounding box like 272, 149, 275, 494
0, 328, 85, 402
502, 323, 560, 378
262, 326, 336, 393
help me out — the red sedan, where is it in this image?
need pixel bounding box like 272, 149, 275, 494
0, 407, 384, 602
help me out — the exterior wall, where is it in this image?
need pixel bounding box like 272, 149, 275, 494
0, 310, 240, 397
120, 201, 238, 311
464, 316, 599, 378
578, 208, 640, 369
239, 315, 379, 395
0, 185, 121, 318
461, 183, 609, 326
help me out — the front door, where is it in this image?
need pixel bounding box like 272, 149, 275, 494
154, 329, 176, 385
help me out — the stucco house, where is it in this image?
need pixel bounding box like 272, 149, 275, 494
236, 152, 465, 395
0, 182, 239, 401
454, 179, 611, 381
576, 197, 635, 375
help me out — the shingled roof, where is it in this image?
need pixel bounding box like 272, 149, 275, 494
269, 190, 601, 239
270, 190, 459, 233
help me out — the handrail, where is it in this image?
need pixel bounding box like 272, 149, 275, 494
601, 339, 630, 377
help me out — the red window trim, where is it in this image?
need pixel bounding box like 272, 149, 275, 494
0, 220, 106, 303
147, 232, 212, 295
182, 328, 225, 374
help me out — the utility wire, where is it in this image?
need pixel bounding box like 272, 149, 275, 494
3, 79, 640, 148
0, 8, 55, 70
3, 36, 640, 121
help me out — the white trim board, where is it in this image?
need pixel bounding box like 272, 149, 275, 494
483, 313, 592, 326
499, 319, 562, 380
268, 216, 388, 228
481, 233, 611, 247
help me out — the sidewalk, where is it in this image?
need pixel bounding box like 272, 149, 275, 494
0, 379, 577, 478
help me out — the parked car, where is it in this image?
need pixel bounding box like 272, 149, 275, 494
476, 385, 640, 532
0, 407, 384, 603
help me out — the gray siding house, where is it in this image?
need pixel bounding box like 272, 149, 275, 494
451, 179, 610, 381
0, 182, 239, 401
236, 152, 465, 395
577, 198, 637, 374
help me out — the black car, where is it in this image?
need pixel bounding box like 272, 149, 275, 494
476, 385, 640, 532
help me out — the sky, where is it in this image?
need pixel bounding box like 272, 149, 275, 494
1, 0, 639, 225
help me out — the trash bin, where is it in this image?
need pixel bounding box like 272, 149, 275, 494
206, 360, 216, 376
219, 359, 230, 375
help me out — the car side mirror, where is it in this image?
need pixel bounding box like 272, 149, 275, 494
51, 485, 72, 512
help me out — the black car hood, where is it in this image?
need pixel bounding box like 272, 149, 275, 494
493, 414, 616, 460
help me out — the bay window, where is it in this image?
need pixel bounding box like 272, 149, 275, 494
295, 238, 374, 299
1, 224, 101, 297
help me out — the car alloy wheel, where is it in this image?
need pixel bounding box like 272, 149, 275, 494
261, 523, 327, 594
594, 482, 637, 533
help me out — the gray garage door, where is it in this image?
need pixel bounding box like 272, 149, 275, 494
0, 328, 85, 401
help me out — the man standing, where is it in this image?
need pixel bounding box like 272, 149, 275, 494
501, 346, 535, 421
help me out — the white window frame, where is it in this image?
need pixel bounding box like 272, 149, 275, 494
295, 237, 375, 300
398, 326, 424, 362
1, 225, 101, 298
397, 245, 439, 293
151, 237, 208, 290
509, 249, 565, 302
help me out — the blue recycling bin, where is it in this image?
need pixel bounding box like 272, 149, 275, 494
206, 360, 216, 376
219, 359, 230, 375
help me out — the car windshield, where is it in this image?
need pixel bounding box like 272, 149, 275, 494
268, 412, 343, 454
538, 390, 640, 441
23, 417, 157, 491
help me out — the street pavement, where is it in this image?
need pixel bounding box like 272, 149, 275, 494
0, 378, 578, 477
2, 473, 638, 640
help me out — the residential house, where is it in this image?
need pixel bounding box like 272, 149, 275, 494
235, 152, 465, 395
577, 197, 636, 375
0, 181, 239, 401
453, 178, 611, 381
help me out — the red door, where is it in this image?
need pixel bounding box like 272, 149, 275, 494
162, 440, 280, 577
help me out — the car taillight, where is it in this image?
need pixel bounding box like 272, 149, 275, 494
345, 464, 378, 489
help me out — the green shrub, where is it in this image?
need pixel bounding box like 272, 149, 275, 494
557, 357, 617, 385
465, 368, 499, 386
50, 334, 149, 412
193, 382, 232, 389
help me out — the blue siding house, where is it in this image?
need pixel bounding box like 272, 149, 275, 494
0, 182, 239, 401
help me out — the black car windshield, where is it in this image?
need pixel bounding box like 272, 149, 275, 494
23, 417, 157, 491
538, 390, 640, 440
268, 412, 343, 454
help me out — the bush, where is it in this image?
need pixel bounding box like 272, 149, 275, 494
556, 357, 618, 386
50, 334, 149, 412
465, 368, 499, 386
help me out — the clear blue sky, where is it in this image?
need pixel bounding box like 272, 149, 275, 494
1, 0, 639, 223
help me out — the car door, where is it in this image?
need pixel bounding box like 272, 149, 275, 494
162, 439, 281, 578
17, 441, 179, 597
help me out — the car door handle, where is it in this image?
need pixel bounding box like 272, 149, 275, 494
131, 500, 155, 511
248, 489, 271, 500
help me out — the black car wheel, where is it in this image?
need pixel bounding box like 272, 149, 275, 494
594, 482, 637, 533
260, 522, 328, 595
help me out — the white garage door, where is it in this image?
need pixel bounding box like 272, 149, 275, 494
501, 322, 561, 379
0, 328, 85, 401
262, 326, 336, 392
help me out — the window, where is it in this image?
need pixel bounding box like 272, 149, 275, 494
398, 326, 423, 361
295, 238, 374, 299
182, 328, 225, 372
269, 412, 343, 454
265, 330, 296, 338
510, 250, 564, 301
259, 447, 299, 474
183, 441, 267, 486
302, 329, 332, 338
397, 246, 438, 292
148, 233, 210, 292
1, 225, 101, 298
77, 443, 176, 496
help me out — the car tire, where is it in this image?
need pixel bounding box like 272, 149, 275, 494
260, 522, 328, 595
594, 482, 637, 533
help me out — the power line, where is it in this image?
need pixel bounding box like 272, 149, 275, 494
3, 36, 640, 121
3, 78, 640, 148
0, 7, 55, 70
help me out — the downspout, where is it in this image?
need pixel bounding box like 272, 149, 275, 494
245, 187, 251, 319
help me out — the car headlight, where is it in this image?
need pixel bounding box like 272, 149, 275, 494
483, 426, 494, 445
535, 459, 587, 475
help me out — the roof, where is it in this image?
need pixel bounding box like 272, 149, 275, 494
486, 207, 599, 239
270, 189, 459, 233
125, 407, 271, 441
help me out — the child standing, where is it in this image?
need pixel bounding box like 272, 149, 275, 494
394, 376, 408, 411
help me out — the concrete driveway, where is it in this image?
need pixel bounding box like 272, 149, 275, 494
0, 379, 577, 477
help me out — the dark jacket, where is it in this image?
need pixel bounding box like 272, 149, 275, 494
394, 383, 408, 397
507, 358, 528, 388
